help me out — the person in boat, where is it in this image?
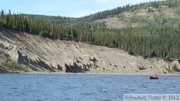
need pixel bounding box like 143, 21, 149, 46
154, 74, 157, 78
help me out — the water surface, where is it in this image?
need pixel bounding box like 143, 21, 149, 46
0, 74, 179, 101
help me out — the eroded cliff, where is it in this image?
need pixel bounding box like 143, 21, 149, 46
0, 26, 179, 74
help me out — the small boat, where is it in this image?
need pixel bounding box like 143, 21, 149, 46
150, 76, 158, 79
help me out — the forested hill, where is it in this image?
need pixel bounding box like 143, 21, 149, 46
0, 0, 180, 60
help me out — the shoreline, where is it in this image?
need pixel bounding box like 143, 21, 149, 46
1, 71, 180, 76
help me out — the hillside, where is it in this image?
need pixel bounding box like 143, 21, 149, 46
22, 0, 180, 29
0, 0, 180, 74
96, 2, 180, 29
1, 0, 180, 60
0, 26, 180, 74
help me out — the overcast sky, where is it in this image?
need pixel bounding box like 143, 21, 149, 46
0, 0, 159, 17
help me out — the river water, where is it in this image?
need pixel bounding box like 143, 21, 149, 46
0, 74, 179, 101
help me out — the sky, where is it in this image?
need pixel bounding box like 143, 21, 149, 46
0, 0, 159, 18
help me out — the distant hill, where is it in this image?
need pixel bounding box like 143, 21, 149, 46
95, 0, 180, 29
21, 0, 180, 29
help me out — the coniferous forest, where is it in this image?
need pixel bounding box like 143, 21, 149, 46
0, 0, 180, 59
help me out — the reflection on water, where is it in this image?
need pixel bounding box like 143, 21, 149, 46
0, 74, 179, 101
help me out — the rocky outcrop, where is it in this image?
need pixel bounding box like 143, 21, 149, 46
0, 26, 180, 74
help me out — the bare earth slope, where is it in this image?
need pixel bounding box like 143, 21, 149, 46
0, 26, 179, 74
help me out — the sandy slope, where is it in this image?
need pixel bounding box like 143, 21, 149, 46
0, 26, 179, 74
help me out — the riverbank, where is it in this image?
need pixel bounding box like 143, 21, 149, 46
2, 70, 179, 76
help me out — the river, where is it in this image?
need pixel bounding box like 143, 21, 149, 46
0, 74, 179, 101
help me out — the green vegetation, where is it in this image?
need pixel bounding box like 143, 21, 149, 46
0, 0, 180, 59
2, 58, 25, 71
27, 64, 38, 71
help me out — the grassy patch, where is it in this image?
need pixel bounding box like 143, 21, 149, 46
2, 62, 25, 71
27, 64, 38, 71
2, 58, 25, 71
